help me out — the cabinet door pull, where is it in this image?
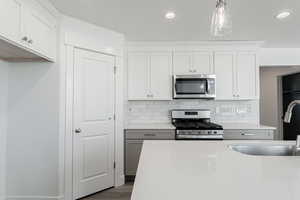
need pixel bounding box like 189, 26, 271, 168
75, 128, 82, 134
144, 133, 156, 137
22, 36, 28, 42
241, 133, 256, 136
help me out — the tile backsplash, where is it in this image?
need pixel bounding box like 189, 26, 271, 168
126, 100, 259, 125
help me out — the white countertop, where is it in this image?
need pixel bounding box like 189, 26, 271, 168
220, 123, 276, 130
132, 140, 300, 200
126, 122, 276, 130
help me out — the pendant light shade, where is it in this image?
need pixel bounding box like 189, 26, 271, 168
211, 0, 232, 37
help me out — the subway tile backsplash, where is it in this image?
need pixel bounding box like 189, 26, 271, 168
126, 100, 259, 125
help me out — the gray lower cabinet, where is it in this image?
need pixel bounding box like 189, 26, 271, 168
125, 129, 175, 177
224, 129, 274, 140
125, 140, 143, 176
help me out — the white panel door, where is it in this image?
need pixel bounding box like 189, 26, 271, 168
173, 52, 192, 75
214, 52, 235, 100
236, 52, 257, 100
74, 49, 115, 199
127, 52, 149, 100
0, 0, 22, 42
150, 53, 172, 100
192, 51, 214, 74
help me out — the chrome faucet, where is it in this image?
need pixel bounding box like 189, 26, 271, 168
283, 100, 300, 123
283, 100, 300, 155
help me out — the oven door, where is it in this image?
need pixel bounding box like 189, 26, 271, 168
173, 75, 216, 99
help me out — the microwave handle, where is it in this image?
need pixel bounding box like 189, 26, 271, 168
174, 79, 178, 93
206, 79, 210, 93
175, 83, 179, 94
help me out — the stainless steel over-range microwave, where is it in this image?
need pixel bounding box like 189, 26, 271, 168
173, 74, 216, 99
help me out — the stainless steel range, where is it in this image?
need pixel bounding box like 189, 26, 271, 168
171, 109, 224, 140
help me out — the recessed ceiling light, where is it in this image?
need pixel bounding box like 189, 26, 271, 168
276, 11, 291, 20
165, 11, 176, 20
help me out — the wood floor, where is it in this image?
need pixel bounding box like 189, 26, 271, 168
80, 182, 133, 200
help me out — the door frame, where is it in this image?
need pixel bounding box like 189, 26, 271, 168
61, 44, 125, 200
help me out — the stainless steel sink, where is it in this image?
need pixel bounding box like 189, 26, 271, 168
229, 144, 300, 156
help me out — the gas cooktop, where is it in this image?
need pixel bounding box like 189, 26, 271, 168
171, 109, 224, 140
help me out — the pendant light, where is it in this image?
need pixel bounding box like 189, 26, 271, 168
211, 0, 232, 37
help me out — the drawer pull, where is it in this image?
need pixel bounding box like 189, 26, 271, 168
144, 133, 156, 137
241, 133, 256, 136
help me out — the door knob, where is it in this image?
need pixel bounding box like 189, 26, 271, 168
75, 128, 82, 133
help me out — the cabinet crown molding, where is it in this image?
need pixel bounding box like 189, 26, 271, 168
126, 41, 264, 51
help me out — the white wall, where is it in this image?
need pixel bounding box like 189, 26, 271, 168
62, 16, 124, 56
3, 14, 125, 200
0, 0, 62, 199
0, 60, 8, 200
260, 48, 300, 66
6, 61, 61, 199
260, 66, 300, 140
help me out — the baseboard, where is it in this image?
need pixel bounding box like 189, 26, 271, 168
6, 195, 64, 200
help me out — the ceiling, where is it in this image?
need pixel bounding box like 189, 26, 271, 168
49, 0, 300, 47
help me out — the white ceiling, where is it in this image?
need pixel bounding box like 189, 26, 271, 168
49, 0, 300, 47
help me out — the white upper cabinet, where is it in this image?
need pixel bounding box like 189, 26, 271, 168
236, 52, 257, 100
21, 2, 57, 60
214, 52, 235, 100
0, 0, 57, 61
0, 0, 22, 42
173, 51, 213, 75
173, 52, 190, 74
192, 52, 214, 74
215, 51, 258, 100
150, 53, 172, 100
128, 52, 172, 100
127, 42, 261, 101
128, 53, 149, 100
